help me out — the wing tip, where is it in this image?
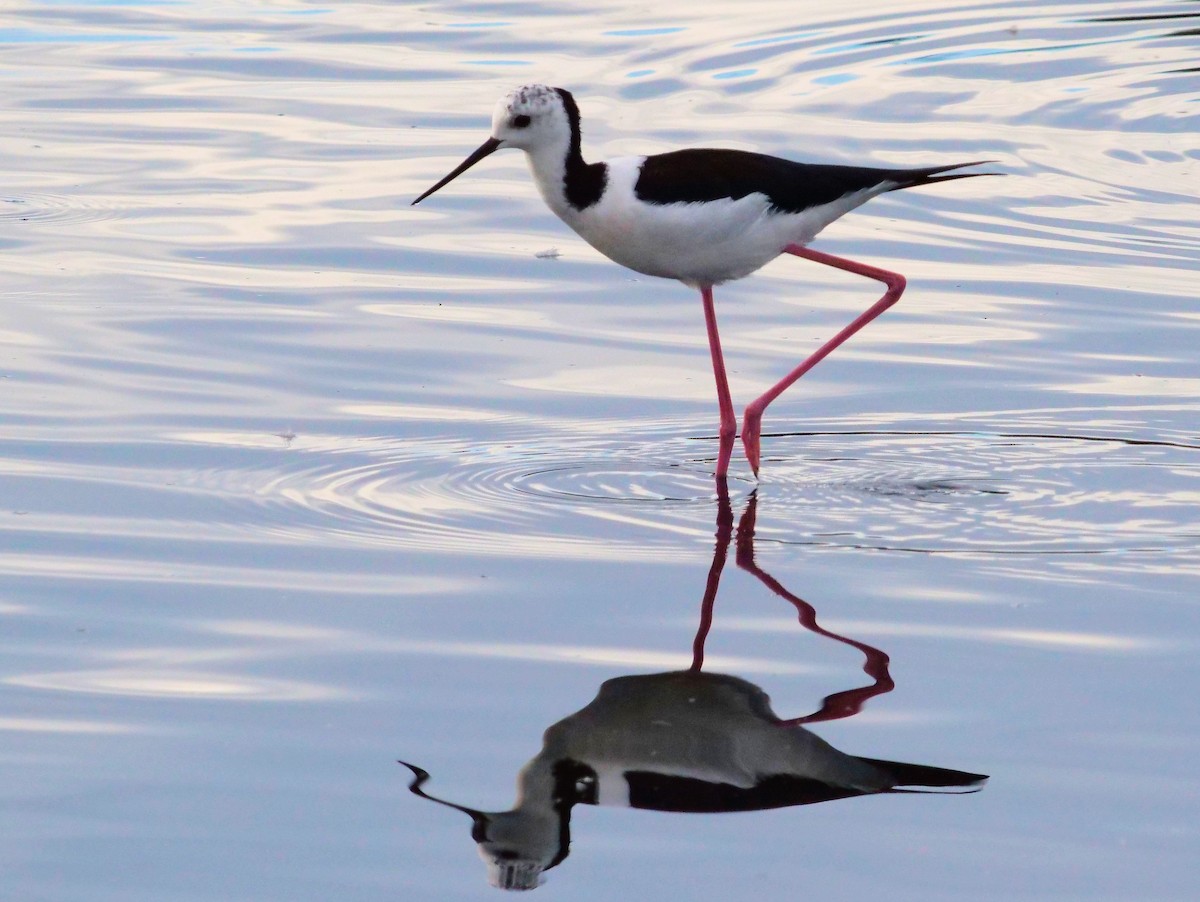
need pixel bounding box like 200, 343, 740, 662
889, 160, 1004, 191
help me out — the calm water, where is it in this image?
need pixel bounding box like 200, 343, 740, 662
3, 0, 1198, 899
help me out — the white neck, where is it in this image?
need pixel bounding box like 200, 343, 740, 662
524, 139, 574, 219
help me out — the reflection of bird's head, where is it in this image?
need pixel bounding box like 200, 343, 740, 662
475, 829, 547, 891
480, 853, 543, 892
400, 762, 567, 892
473, 806, 568, 891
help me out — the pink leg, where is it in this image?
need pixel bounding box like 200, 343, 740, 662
689, 482, 734, 672
701, 285, 737, 480
734, 495, 894, 725
741, 245, 907, 476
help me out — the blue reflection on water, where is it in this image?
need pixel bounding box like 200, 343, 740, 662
0, 27, 169, 43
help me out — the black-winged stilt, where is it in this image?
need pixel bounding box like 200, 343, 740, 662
413, 85, 994, 479
402, 671, 985, 889
397, 487, 986, 889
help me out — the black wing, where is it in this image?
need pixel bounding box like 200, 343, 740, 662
634, 148, 992, 214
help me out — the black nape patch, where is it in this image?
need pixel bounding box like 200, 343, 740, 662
553, 87, 607, 210
634, 149, 986, 213
564, 160, 607, 210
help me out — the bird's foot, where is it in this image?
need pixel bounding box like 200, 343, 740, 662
740, 407, 763, 478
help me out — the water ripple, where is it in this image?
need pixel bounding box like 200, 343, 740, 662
752, 430, 1200, 557
0, 193, 123, 225
230, 426, 1200, 563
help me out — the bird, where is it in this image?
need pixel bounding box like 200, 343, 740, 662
401, 671, 986, 890
412, 84, 994, 480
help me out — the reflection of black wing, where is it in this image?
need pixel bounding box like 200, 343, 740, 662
623, 772, 877, 813
622, 757, 988, 814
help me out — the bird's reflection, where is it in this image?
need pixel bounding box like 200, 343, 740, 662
401, 487, 986, 891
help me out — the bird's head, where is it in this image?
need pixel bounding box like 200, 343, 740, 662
412, 84, 576, 205
489, 84, 572, 152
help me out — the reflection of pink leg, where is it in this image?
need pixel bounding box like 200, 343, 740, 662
701, 286, 737, 479
734, 494, 894, 723
741, 245, 907, 476
689, 485, 734, 672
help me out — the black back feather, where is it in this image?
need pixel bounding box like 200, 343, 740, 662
635, 149, 993, 213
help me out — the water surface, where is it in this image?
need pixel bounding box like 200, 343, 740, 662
2, 1, 1198, 899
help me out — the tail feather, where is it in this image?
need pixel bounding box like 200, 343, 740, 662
858, 755, 989, 791
887, 160, 1001, 192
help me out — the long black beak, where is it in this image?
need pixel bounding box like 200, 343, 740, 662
412, 136, 502, 205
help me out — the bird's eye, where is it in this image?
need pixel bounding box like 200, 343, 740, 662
512, 114, 531, 128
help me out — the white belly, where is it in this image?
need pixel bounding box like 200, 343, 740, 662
552, 156, 879, 288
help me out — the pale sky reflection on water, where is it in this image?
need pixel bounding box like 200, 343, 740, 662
2, 0, 1199, 900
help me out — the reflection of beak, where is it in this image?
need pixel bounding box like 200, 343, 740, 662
412, 136, 503, 205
